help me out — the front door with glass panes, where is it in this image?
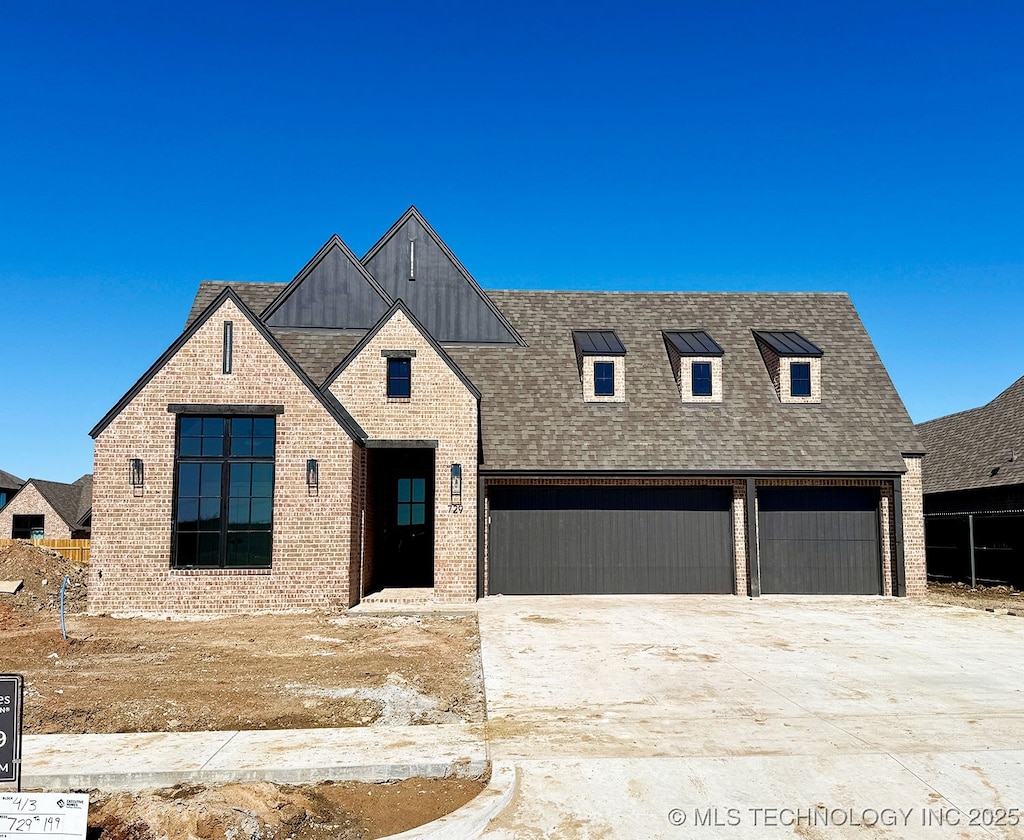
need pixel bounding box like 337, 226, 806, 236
371, 447, 434, 590
172, 415, 276, 569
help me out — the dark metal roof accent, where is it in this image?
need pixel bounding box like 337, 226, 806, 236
261, 234, 393, 329
572, 330, 627, 356
663, 330, 724, 357
752, 330, 824, 357
361, 206, 526, 346
90, 287, 367, 443
320, 298, 482, 400
167, 404, 285, 415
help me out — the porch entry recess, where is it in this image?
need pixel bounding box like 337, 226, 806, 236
368, 447, 435, 591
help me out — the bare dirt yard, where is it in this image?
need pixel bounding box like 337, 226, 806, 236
925, 580, 1024, 614
1, 542, 488, 839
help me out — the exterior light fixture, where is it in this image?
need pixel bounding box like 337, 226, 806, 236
306, 459, 319, 489
129, 458, 145, 487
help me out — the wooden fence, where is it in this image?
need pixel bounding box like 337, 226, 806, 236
0, 538, 90, 564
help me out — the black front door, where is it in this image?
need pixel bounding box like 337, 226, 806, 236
372, 448, 435, 590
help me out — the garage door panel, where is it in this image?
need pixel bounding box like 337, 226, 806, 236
489, 486, 734, 595
759, 487, 881, 595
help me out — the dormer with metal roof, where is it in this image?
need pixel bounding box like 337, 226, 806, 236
572, 330, 626, 403
664, 330, 725, 404
753, 329, 823, 404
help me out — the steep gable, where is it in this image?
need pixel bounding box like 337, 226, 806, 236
263, 235, 393, 329
361, 207, 524, 345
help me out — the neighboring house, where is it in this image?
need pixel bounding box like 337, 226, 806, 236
0, 474, 93, 539
87, 207, 925, 615
917, 376, 1024, 589
0, 470, 24, 510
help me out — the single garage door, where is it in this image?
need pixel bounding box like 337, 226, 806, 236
758, 487, 882, 594
488, 485, 734, 595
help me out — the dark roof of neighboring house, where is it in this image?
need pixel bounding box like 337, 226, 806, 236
22, 474, 93, 529
0, 470, 24, 491
917, 375, 1024, 495
188, 283, 922, 475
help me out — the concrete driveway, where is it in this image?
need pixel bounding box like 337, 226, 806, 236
477, 595, 1024, 838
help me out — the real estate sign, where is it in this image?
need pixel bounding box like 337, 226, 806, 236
0, 675, 22, 786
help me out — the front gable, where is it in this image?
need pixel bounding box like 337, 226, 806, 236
361, 207, 524, 345
325, 300, 480, 441
91, 288, 365, 441
263, 235, 393, 330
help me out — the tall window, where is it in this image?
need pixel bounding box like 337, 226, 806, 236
387, 357, 411, 398
790, 362, 811, 397
173, 415, 275, 569
691, 362, 712, 397
594, 361, 615, 396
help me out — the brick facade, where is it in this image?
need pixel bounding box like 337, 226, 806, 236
580, 355, 626, 403
0, 484, 72, 539
328, 308, 479, 603
901, 454, 926, 596
88, 298, 363, 615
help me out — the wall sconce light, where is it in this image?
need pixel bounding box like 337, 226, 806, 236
306, 459, 319, 489
129, 458, 145, 487
449, 463, 462, 512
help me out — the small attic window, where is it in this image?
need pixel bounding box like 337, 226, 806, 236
387, 357, 411, 398
790, 363, 811, 397
752, 330, 823, 404
573, 330, 626, 403
594, 362, 615, 396
663, 330, 724, 404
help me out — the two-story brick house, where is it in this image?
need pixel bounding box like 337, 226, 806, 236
88, 208, 925, 614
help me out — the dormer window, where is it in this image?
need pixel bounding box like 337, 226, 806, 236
692, 362, 712, 397
790, 362, 811, 397
594, 362, 615, 396
663, 330, 724, 403
573, 330, 626, 403
752, 331, 823, 404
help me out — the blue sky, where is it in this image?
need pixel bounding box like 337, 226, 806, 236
1, 1, 1022, 482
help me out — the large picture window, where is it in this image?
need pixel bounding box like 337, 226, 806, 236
173, 415, 275, 569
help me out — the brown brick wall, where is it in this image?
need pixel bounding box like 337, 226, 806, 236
328, 309, 479, 603
88, 298, 362, 615
902, 455, 926, 596
0, 485, 72, 540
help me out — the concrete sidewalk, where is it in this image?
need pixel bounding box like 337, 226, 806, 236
21, 723, 487, 791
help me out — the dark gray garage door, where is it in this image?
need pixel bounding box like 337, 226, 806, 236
488, 485, 734, 595
758, 487, 882, 595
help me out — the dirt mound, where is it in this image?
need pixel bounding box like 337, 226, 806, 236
0, 541, 88, 616
88, 776, 487, 840
927, 580, 1023, 613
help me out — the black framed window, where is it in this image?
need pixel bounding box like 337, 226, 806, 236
790, 362, 812, 397
397, 478, 426, 526
173, 415, 275, 569
594, 361, 615, 396
387, 357, 411, 398
12, 515, 44, 539
691, 361, 712, 397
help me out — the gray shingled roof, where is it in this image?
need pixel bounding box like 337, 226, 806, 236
186, 283, 921, 475
27, 474, 93, 529
917, 375, 1024, 495
0, 469, 23, 491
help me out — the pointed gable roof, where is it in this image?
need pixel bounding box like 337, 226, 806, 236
322, 298, 481, 399
90, 287, 366, 442
263, 234, 393, 329
361, 207, 525, 345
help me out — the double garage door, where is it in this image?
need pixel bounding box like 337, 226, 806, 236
488, 485, 882, 596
